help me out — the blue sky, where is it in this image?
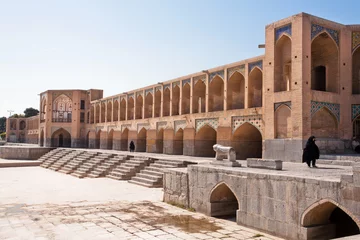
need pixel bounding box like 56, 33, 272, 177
0, 0, 359, 117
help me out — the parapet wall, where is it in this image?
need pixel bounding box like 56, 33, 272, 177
0, 146, 53, 160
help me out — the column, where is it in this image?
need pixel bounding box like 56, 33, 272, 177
223, 69, 228, 111
190, 77, 193, 114
133, 94, 136, 120
105, 102, 107, 123
169, 83, 173, 116
152, 88, 155, 118
142, 90, 145, 119
179, 81, 183, 115
205, 74, 209, 113
245, 64, 249, 109
160, 86, 164, 117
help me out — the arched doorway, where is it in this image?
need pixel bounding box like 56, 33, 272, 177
144, 92, 153, 118
311, 107, 338, 138
195, 125, 217, 157
40, 130, 44, 147
174, 129, 184, 155
193, 80, 206, 113
231, 123, 262, 160
101, 102, 106, 123
172, 85, 180, 116
154, 89, 161, 118
182, 83, 190, 114
107, 130, 114, 150
302, 200, 360, 239
113, 100, 119, 122
156, 129, 164, 153
274, 35, 292, 92
121, 128, 129, 151
51, 128, 71, 148
120, 99, 126, 121
127, 97, 134, 120
136, 95, 143, 120
163, 88, 170, 117
208, 76, 224, 112
275, 105, 292, 138
248, 68, 263, 108
227, 71, 245, 110
137, 128, 147, 152
95, 104, 100, 123
209, 183, 239, 220
107, 102, 112, 122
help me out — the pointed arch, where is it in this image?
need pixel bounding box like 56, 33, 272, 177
156, 128, 164, 153
40, 98, 47, 121
248, 68, 263, 108
121, 128, 129, 151
52, 94, 72, 122
120, 98, 126, 121
90, 105, 95, 124
209, 182, 239, 218
275, 104, 292, 138
19, 120, 26, 130
182, 83, 190, 114
172, 85, 180, 116
51, 128, 71, 148
144, 92, 153, 119
95, 130, 101, 149
113, 100, 119, 122
101, 102, 106, 123
352, 45, 360, 94
311, 32, 339, 93
231, 122, 262, 159
136, 127, 147, 152
227, 71, 245, 110
193, 80, 206, 113
107, 129, 114, 149
195, 125, 217, 157
163, 88, 170, 117
209, 76, 224, 112
311, 107, 338, 138
107, 102, 112, 122
174, 128, 184, 155
136, 94, 143, 120
274, 34, 292, 92
127, 97, 134, 120
95, 104, 100, 123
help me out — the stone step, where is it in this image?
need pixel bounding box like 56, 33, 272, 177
140, 169, 164, 177
107, 172, 132, 180
87, 173, 101, 178
107, 174, 124, 181
124, 162, 143, 168
145, 166, 164, 172
70, 172, 86, 178
128, 177, 162, 188
135, 172, 162, 181
155, 160, 184, 167
151, 163, 179, 169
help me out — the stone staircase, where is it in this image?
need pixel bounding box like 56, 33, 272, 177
58, 151, 99, 175
38, 148, 62, 163
40, 149, 73, 168
48, 150, 85, 171
87, 155, 129, 178
129, 159, 185, 188
70, 153, 115, 178
107, 156, 155, 181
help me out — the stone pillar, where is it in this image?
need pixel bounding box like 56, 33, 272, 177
125, 97, 128, 121
105, 102, 107, 123
152, 87, 155, 118
183, 128, 195, 156
190, 77, 193, 114
113, 130, 121, 150
244, 64, 249, 109
223, 68, 228, 111
163, 128, 175, 154
142, 90, 145, 119
111, 99, 114, 122
179, 82, 183, 115
205, 74, 209, 113
170, 84, 173, 116
160, 86, 164, 117
134, 95, 137, 120
146, 129, 157, 153
94, 103, 97, 123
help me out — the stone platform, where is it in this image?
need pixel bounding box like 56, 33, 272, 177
0, 144, 53, 160
0, 159, 41, 168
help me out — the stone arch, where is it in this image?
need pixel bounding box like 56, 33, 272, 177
174, 128, 184, 155
120, 99, 126, 121
144, 92, 153, 119
95, 104, 100, 123
209, 182, 239, 219
275, 104, 292, 138
90, 106, 94, 124
107, 102, 112, 122
41, 98, 47, 121
231, 122, 262, 159
172, 85, 180, 116
311, 107, 338, 138
95, 130, 101, 149
19, 120, 26, 130
274, 35, 292, 92
156, 128, 164, 153
51, 128, 71, 148
193, 80, 206, 114
301, 199, 360, 239
137, 127, 147, 152
121, 128, 129, 151
127, 97, 134, 120
154, 89, 161, 118
107, 129, 114, 150
195, 125, 217, 157
209, 76, 224, 112
311, 32, 339, 93
248, 67, 263, 108
136, 94, 143, 120
163, 88, 170, 117
52, 94, 72, 122
352, 46, 360, 94
182, 83, 190, 114
227, 71, 245, 110
40, 129, 44, 147
101, 102, 105, 123
113, 100, 119, 122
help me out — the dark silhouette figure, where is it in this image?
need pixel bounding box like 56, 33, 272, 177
302, 136, 320, 168
129, 141, 135, 152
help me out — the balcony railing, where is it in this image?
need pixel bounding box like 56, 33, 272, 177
52, 118, 72, 123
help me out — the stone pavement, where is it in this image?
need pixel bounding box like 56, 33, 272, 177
0, 167, 283, 240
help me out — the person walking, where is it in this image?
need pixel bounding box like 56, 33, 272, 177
302, 136, 319, 168
129, 141, 135, 152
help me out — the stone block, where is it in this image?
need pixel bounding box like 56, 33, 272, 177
247, 158, 282, 170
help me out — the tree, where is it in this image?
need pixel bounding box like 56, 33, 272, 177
24, 108, 39, 118
0, 117, 6, 133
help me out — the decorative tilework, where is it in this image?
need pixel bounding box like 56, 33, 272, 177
128, 93, 134, 100
232, 115, 262, 133
182, 79, 191, 86
157, 121, 167, 132
172, 81, 180, 88
209, 70, 224, 82
155, 86, 162, 92
195, 118, 219, 132
274, 101, 291, 111
352, 105, 360, 121
164, 84, 171, 90
137, 123, 150, 133
136, 91, 143, 98
227, 65, 245, 80
145, 89, 153, 96
352, 32, 360, 52
275, 24, 292, 41
194, 75, 206, 84
311, 101, 340, 122
311, 24, 339, 46
248, 61, 263, 73
174, 120, 187, 133
121, 124, 131, 132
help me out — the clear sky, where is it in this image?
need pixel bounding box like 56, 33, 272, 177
0, 0, 359, 117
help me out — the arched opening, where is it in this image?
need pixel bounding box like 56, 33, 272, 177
136, 95, 143, 120
121, 128, 129, 151
107, 130, 114, 150
101, 102, 106, 123
85, 131, 90, 148
302, 200, 360, 239
41, 98, 47, 121
19, 120, 26, 130
120, 99, 126, 121
352, 46, 360, 94
52, 94, 72, 122
274, 35, 292, 92
275, 105, 292, 138
51, 128, 71, 148
210, 183, 239, 220
113, 100, 119, 122
227, 72, 245, 110
231, 123, 262, 160
174, 129, 184, 155
182, 83, 190, 114
248, 68, 263, 108
163, 88, 170, 117
40, 130, 44, 147
209, 76, 224, 112
90, 106, 94, 124
193, 80, 206, 113
127, 97, 134, 120
144, 92, 153, 119
311, 107, 338, 138
95, 104, 100, 123
156, 129, 164, 153
154, 89, 161, 118
172, 85, 180, 116
107, 102, 112, 122
353, 115, 360, 138
95, 130, 101, 149
311, 32, 339, 93
137, 128, 147, 152
195, 125, 217, 157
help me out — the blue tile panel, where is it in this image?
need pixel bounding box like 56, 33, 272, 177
275, 24, 292, 41
311, 101, 340, 122
311, 24, 339, 46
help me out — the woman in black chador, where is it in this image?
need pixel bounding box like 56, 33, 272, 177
302, 136, 320, 168
129, 141, 135, 152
